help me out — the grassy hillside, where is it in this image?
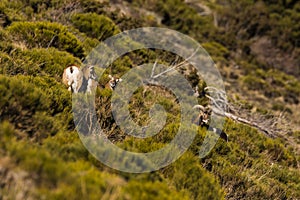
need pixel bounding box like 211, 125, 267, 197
0, 0, 299, 199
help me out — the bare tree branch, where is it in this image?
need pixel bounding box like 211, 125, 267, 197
151, 47, 200, 79
150, 60, 158, 78
197, 86, 289, 138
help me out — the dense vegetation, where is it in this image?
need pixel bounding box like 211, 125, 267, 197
0, 0, 299, 199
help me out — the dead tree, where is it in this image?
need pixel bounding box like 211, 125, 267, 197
198, 86, 288, 138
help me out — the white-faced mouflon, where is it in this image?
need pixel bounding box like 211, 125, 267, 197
193, 105, 228, 142
62, 65, 82, 93
62, 64, 98, 93
80, 65, 98, 93
105, 74, 122, 90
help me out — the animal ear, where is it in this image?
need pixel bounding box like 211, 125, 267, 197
108, 74, 112, 79
118, 78, 122, 82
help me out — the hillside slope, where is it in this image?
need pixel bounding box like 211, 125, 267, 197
0, 0, 299, 199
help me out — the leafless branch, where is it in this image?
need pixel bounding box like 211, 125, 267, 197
151, 47, 200, 79
150, 60, 158, 78
198, 86, 289, 138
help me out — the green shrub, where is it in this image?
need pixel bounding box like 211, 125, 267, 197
0, 75, 50, 115
0, 7, 11, 27
202, 42, 230, 64
159, 0, 216, 40
122, 180, 189, 200
263, 138, 297, 166
71, 13, 120, 41
6, 21, 85, 58
25, 0, 52, 13
0, 75, 72, 140
0, 121, 16, 152
243, 75, 267, 90
0, 0, 28, 22
43, 130, 88, 162
242, 69, 300, 104
0, 120, 125, 200
82, 37, 100, 54
77, 0, 109, 13
22, 48, 80, 77
169, 152, 225, 200
0, 30, 15, 55
1, 47, 80, 77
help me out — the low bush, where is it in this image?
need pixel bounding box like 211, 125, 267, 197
0, 75, 72, 140
202, 42, 230, 64
1, 47, 80, 77
6, 21, 85, 58
122, 180, 189, 200
169, 152, 225, 200
71, 13, 120, 41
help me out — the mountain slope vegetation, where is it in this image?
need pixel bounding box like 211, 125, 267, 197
0, 0, 299, 199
